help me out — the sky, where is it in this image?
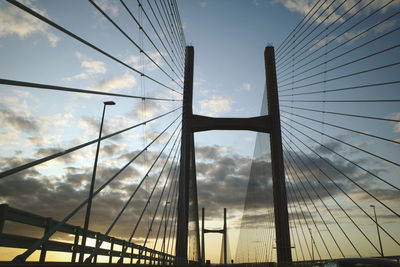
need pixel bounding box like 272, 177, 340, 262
0, 0, 399, 264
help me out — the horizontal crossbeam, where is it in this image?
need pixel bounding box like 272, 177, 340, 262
203, 229, 225, 234
192, 114, 272, 133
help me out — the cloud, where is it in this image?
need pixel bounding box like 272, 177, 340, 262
0, 155, 38, 174
27, 134, 62, 146
76, 52, 107, 74
314, 139, 343, 155
41, 112, 73, 127
81, 59, 107, 74
0, 136, 397, 258
0, 144, 243, 237
13, 89, 34, 99
199, 1, 208, 8
0, 0, 59, 47
126, 55, 140, 66
0, 92, 75, 147
92, 73, 136, 92
275, 0, 400, 30
0, 132, 19, 145
194, 146, 254, 220
101, 143, 127, 157
274, 0, 317, 17
125, 52, 163, 72
198, 95, 232, 116
194, 135, 391, 230
275, 0, 358, 27
0, 94, 32, 115
34, 146, 81, 164
195, 145, 231, 160
65, 52, 107, 82
389, 112, 400, 134
64, 73, 88, 81
74, 114, 124, 143
0, 108, 39, 133
65, 53, 136, 92
94, 0, 119, 17
374, 19, 397, 34
194, 78, 206, 88
0, 144, 176, 243
351, 188, 400, 204
241, 83, 251, 91
77, 116, 100, 138
131, 101, 164, 120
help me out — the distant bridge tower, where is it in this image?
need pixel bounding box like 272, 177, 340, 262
201, 208, 227, 265
176, 46, 292, 265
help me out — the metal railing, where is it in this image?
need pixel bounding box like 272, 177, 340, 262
0, 204, 175, 264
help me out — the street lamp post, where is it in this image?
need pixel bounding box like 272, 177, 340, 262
79, 101, 115, 263
370, 204, 384, 257
163, 201, 171, 264
309, 228, 314, 262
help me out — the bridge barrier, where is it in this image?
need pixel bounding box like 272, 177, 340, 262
0, 204, 175, 264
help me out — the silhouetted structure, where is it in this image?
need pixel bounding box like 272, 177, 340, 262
175, 46, 291, 265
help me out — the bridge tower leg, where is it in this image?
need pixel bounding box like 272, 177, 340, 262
223, 208, 227, 265
265, 46, 292, 264
201, 207, 205, 264
176, 46, 195, 264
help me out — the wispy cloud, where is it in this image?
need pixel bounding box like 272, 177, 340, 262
275, 0, 400, 28
274, 0, 317, 17
0, 0, 59, 47
64, 52, 107, 82
81, 59, 107, 74
77, 116, 100, 138
27, 134, 62, 146
0, 93, 39, 133
241, 82, 251, 91
0, 132, 19, 145
194, 77, 206, 88
65, 53, 136, 93
94, 0, 119, 17
389, 112, 400, 134
89, 72, 136, 92
0, 92, 75, 147
199, 1, 208, 8
125, 52, 163, 72
76, 52, 107, 74
130, 101, 167, 122
198, 95, 232, 116
64, 73, 88, 81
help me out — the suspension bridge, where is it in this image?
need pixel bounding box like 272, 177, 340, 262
0, 0, 399, 266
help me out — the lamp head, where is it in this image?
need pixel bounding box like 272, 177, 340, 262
104, 101, 116, 105
370, 204, 375, 208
